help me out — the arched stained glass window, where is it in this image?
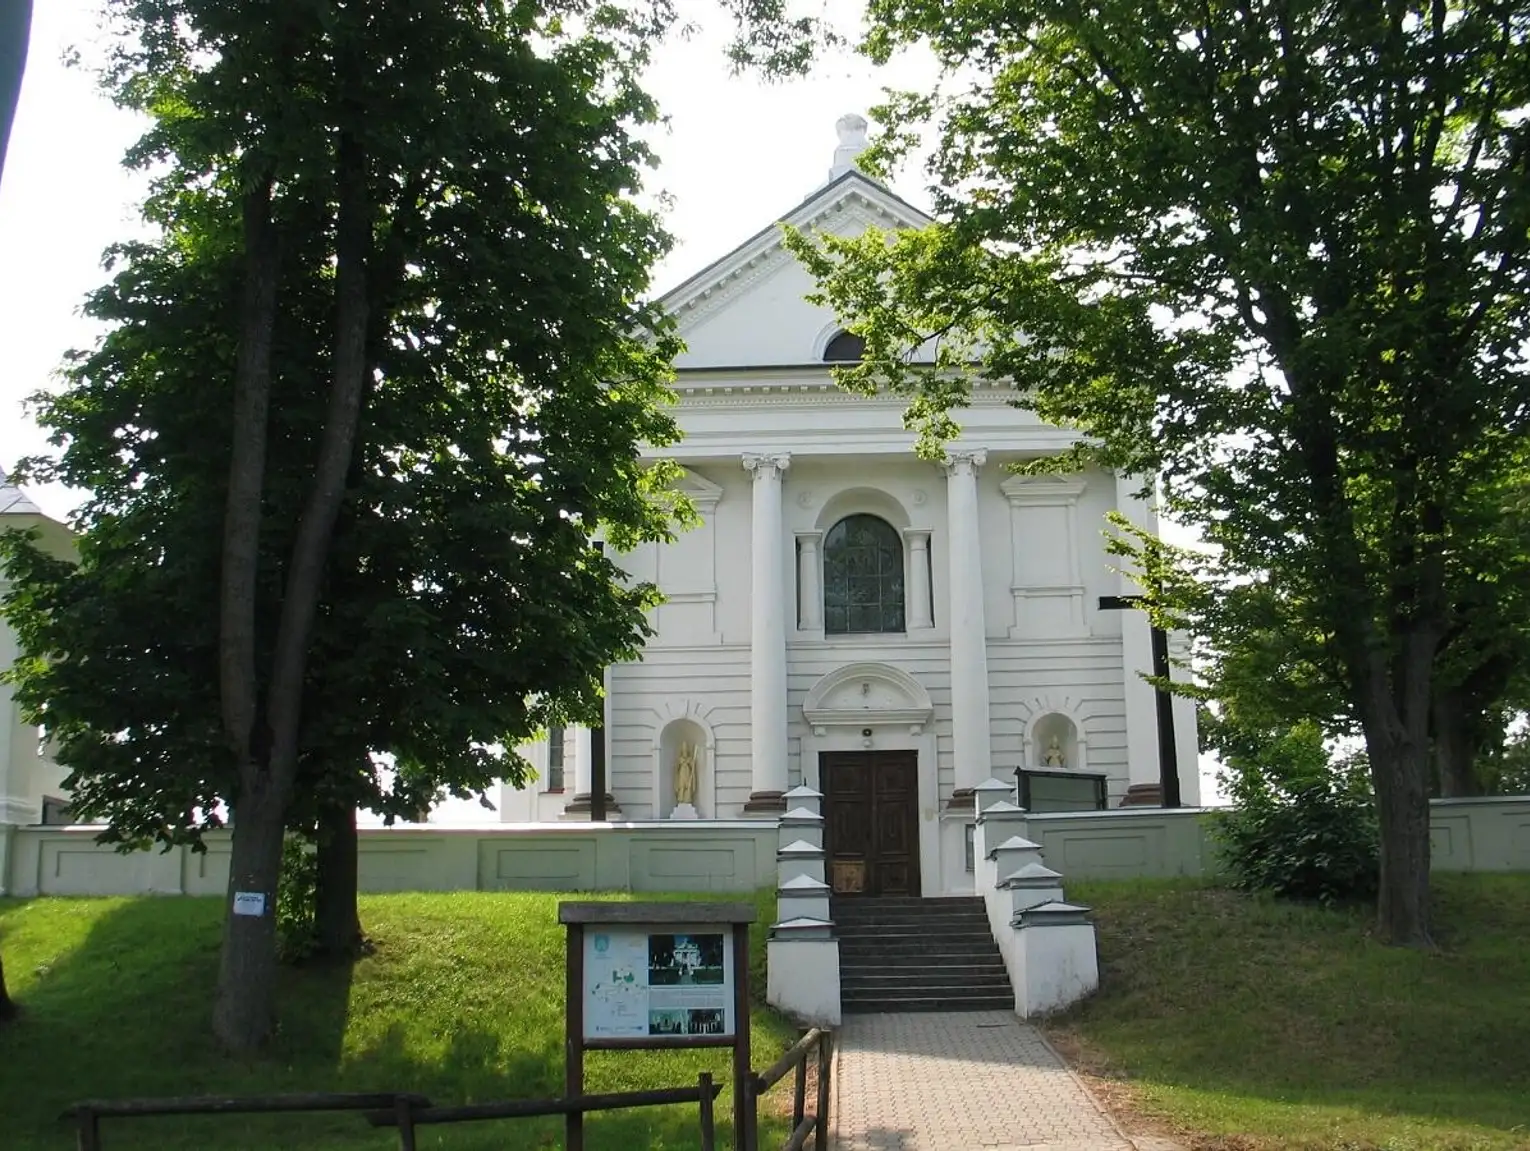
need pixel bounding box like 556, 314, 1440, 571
823, 515, 905, 634
823, 331, 866, 362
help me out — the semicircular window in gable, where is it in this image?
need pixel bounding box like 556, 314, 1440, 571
823, 330, 866, 362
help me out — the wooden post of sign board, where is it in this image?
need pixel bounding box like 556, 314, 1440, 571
566, 920, 586, 1151
560, 901, 756, 1151
732, 920, 753, 1151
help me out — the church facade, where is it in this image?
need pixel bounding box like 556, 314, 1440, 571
498, 118, 1201, 898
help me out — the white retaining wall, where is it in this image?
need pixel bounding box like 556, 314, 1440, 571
2, 796, 1526, 898
0, 822, 779, 898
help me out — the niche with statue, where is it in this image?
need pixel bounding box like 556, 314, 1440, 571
658, 718, 710, 819
1029, 712, 1084, 774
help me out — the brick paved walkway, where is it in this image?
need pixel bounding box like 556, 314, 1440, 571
831, 1011, 1133, 1150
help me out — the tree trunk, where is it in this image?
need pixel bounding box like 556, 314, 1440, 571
1360, 633, 1435, 947
213, 173, 283, 1054
259, 124, 370, 789
314, 802, 363, 959
0, 947, 16, 1023
1432, 689, 1482, 798
1367, 732, 1434, 945
211, 779, 286, 1048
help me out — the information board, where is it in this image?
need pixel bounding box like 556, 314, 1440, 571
582, 924, 735, 1041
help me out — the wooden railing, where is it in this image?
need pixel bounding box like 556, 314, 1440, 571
63, 1031, 832, 1151
62, 1077, 721, 1150
62, 1092, 432, 1151
746, 1027, 834, 1151
366, 1074, 721, 1151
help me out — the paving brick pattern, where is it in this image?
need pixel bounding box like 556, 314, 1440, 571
832, 1011, 1133, 1150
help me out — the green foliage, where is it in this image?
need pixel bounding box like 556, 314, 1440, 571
0, 0, 692, 851
791, 0, 1530, 940
275, 837, 320, 965
1208, 719, 1379, 905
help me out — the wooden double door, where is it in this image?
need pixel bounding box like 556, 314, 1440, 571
822, 750, 921, 897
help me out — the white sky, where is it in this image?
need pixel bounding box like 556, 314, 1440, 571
0, 2, 1223, 808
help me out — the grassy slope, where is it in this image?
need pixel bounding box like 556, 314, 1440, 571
0, 890, 797, 1151
1048, 874, 1530, 1151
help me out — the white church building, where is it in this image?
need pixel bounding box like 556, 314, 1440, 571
0, 117, 1202, 910
496, 116, 1201, 898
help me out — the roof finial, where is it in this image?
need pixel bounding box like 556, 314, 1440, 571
829, 113, 869, 180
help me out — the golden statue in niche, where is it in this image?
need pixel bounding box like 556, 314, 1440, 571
1043, 735, 1067, 768
674, 741, 700, 807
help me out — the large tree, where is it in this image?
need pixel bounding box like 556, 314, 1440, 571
3, 0, 684, 1051
787, 0, 1530, 945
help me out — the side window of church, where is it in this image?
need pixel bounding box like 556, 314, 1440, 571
823, 514, 905, 634
546, 727, 565, 791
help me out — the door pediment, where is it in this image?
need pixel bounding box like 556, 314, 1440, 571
802, 662, 935, 733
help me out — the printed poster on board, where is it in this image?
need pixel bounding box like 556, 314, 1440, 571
583, 925, 733, 1041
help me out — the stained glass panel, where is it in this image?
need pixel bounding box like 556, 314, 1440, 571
823, 515, 905, 634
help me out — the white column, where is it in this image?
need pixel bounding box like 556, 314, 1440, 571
744, 452, 791, 812
944, 449, 991, 802
904, 528, 933, 630
796, 531, 823, 631
1114, 472, 1162, 802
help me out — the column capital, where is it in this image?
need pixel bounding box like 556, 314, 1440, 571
941, 448, 988, 478
743, 452, 792, 480
902, 527, 932, 548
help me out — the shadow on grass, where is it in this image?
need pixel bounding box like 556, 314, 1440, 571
1049, 875, 1530, 1147
0, 895, 772, 1151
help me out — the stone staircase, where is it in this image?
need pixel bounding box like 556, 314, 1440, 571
835, 895, 1014, 1014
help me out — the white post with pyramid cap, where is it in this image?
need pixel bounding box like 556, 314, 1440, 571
767, 784, 841, 1024
969, 776, 1100, 1017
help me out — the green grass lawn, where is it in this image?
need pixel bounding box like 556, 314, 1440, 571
0, 889, 798, 1150
1047, 874, 1530, 1151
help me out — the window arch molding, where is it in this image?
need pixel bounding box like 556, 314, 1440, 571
796, 486, 932, 637
812, 486, 912, 534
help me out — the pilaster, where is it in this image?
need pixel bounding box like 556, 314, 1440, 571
744, 452, 792, 813
943, 448, 991, 808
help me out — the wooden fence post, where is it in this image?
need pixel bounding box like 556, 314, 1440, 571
75, 1107, 100, 1151
814, 1032, 832, 1151
792, 1051, 807, 1133
698, 1072, 716, 1151
394, 1094, 416, 1151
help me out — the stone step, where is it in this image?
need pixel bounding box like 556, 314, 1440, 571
832, 899, 986, 917
835, 917, 991, 932
837, 930, 996, 946
843, 972, 1012, 991
841, 995, 1015, 1014
838, 948, 1003, 967
839, 941, 999, 957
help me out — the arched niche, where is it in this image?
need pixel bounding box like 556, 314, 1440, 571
653, 710, 716, 819
1028, 712, 1085, 773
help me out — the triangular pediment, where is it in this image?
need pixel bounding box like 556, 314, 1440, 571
674, 467, 723, 510
659, 171, 933, 371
